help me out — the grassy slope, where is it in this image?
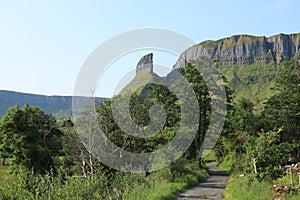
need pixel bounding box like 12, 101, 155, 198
220, 64, 280, 108
119, 68, 161, 95
122, 62, 280, 107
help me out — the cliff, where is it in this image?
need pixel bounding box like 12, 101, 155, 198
136, 53, 154, 74
174, 33, 300, 68
120, 53, 160, 95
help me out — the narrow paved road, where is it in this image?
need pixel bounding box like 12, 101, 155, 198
176, 162, 229, 200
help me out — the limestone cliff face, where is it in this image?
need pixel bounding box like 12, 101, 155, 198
174, 33, 300, 69
136, 53, 154, 74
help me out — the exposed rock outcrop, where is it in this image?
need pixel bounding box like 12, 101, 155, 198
132, 33, 300, 103
174, 33, 300, 69
136, 53, 154, 74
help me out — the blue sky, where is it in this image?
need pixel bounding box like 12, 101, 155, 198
0, 0, 299, 97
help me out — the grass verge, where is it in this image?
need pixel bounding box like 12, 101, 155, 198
124, 166, 208, 200
224, 176, 273, 200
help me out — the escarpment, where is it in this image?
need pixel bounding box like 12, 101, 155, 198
174, 33, 300, 69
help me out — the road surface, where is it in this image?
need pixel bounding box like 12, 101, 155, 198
176, 162, 229, 200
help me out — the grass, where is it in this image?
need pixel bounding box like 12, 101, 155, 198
223, 167, 300, 200
219, 64, 280, 106
272, 174, 300, 199
122, 160, 208, 200
202, 151, 217, 163
125, 182, 186, 200
286, 192, 300, 200
0, 165, 8, 174
146, 182, 186, 200
224, 176, 274, 200
124, 166, 208, 200
218, 151, 237, 172
0, 165, 13, 183
119, 68, 161, 95
0, 159, 208, 200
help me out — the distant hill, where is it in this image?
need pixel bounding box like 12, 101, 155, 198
0, 90, 107, 118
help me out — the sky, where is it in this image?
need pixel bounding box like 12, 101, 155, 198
0, 0, 299, 97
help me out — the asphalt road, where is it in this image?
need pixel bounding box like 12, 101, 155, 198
176, 162, 229, 200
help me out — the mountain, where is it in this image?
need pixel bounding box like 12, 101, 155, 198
2, 33, 299, 117
0, 90, 107, 118
172, 33, 300, 105
174, 33, 300, 68
126, 33, 300, 107
120, 53, 165, 95
121, 53, 155, 93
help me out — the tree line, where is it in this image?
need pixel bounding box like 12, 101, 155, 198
0, 58, 299, 198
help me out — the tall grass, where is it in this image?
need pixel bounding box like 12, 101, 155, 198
124, 162, 208, 200
224, 176, 274, 200
224, 167, 300, 200
0, 158, 208, 200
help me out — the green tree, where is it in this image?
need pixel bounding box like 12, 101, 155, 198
261, 60, 300, 160
214, 98, 256, 170
0, 104, 62, 173
179, 62, 211, 161
245, 128, 297, 181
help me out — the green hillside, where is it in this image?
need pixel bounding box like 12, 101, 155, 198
219, 64, 281, 107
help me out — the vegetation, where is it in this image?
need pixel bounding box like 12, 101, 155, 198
0, 60, 216, 199
0, 105, 62, 173
224, 176, 274, 200
0, 58, 299, 199
0, 158, 207, 200
217, 59, 300, 199
220, 63, 279, 105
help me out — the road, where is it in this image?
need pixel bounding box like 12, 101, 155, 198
176, 162, 229, 200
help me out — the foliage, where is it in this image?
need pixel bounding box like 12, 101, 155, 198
245, 129, 297, 180
260, 60, 300, 160
0, 104, 62, 174
0, 59, 215, 199
2, 59, 299, 199
0, 157, 207, 200
216, 60, 300, 183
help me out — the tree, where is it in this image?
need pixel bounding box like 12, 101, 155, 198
245, 129, 297, 181
261, 60, 300, 160
0, 104, 62, 174
59, 117, 103, 177
214, 98, 257, 170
